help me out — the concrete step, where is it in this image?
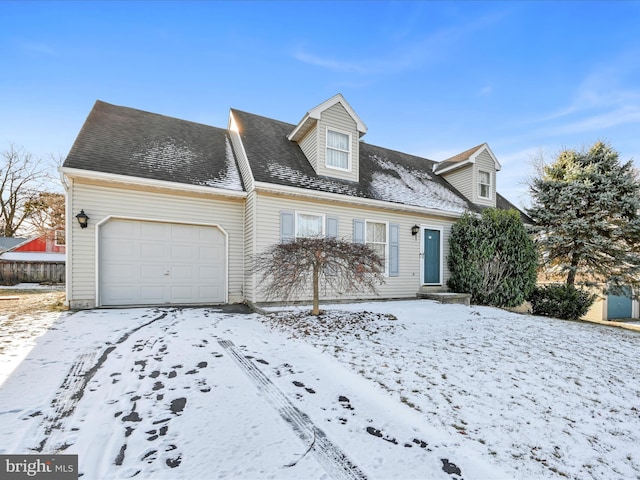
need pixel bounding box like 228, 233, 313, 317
416, 291, 471, 306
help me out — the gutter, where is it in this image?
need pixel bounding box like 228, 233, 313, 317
253, 181, 467, 220
60, 167, 247, 199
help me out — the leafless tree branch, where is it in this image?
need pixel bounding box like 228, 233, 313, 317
0, 144, 60, 237
252, 237, 385, 315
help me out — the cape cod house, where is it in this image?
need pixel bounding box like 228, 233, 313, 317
61, 94, 524, 309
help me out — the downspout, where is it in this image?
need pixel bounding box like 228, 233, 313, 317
60, 169, 72, 308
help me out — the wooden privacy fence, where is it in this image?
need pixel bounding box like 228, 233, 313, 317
0, 261, 65, 285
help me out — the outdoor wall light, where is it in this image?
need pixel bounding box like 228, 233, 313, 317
411, 224, 420, 236
76, 210, 89, 229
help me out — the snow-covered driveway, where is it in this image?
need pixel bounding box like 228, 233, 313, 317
0, 301, 638, 479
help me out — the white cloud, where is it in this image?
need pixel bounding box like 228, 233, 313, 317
495, 146, 543, 166
292, 32, 447, 76
292, 9, 510, 76
536, 52, 640, 135
552, 105, 640, 135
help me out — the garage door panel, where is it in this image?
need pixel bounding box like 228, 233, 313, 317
171, 244, 196, 260
169, 286, 195, 303
171, 265, 194, 281
139, 243, 166, 259
198, 265, 220, 281
103, 240, 135, 258
100, 219, 226, 306
103, 285, 139, 304
104, 220, 137, 237
199, 227, 223, 241
140, 286, 166, 303
200, 245, 223, 259
198, 286, 221, 299
102, 262, 135, 280
141, 222, 168, 239
171, 224, 197, 241
140, 264, 167, 282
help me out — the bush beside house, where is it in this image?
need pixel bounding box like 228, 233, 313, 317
529, 284, 596, 320
447, 208, 537, 308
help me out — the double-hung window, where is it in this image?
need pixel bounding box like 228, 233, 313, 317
54, 229, 66, 246
366, 221, 387, 273
326, 129, 350, 171
479, 170, 491, 199
296, 212, 324, 238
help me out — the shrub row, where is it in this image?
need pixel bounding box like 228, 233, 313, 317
528, 284, 596, 320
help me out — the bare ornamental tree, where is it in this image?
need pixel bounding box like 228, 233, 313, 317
1, 144, 58, 237
253, 236, 385, 315
26, 192, 65, 236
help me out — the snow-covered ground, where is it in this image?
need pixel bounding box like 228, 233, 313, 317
0, 300, 638, 479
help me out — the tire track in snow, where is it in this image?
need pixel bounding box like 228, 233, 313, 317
219, 339, 367, 480
32, 310, 170, 453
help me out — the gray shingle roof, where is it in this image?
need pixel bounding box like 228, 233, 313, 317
64, 101, 243, 191
432, 144, 485, 174
496, 193, 533, 224
232, 109, 476, 214
64, 100, 526, 218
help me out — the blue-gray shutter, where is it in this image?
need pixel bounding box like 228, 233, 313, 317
353, 219, 364, 244
280, 211, 294, 242
327, 217, 339, 238
389, 223, 399, 277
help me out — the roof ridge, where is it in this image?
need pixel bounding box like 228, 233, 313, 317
96, 100, 226, 131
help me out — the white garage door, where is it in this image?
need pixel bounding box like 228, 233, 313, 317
99, 219, 226, 306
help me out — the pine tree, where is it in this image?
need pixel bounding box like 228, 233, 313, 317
527, 141, 640, 294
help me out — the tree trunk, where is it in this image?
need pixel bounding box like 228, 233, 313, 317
312, 263, 320, 315
566, 252, 580, 287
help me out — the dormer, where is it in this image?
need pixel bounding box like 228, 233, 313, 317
288, 94, 367, 183
432, 143, 501, 207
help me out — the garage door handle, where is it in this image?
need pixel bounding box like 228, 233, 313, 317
164, 271, 170, 276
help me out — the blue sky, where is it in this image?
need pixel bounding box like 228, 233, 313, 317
2, 1, 639, 207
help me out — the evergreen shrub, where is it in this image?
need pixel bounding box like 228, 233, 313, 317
447, 208, 537, 307
528, 284, 595, 320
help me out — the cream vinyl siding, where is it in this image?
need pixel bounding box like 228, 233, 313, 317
316, 103, 359, 182
583, 294, 606, 322
68, 180, 244, 308
251, 192, 456, 303
441, 164, 474, 201
474, 150, 496, 207
243, 191, 257, 302
299, 125, 318, 171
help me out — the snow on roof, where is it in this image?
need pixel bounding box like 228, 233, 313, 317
132, 137, 197, 173
368, 155, 468, 213
130, 136, 243, 192
0, 252, 65, 262
199, 137, 243, 191
266, 163, 363, 197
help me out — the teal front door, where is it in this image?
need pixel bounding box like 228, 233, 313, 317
423, 229, 441, 284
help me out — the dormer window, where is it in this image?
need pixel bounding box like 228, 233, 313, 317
326, 128, 351, 171
479, 170, 491, 199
